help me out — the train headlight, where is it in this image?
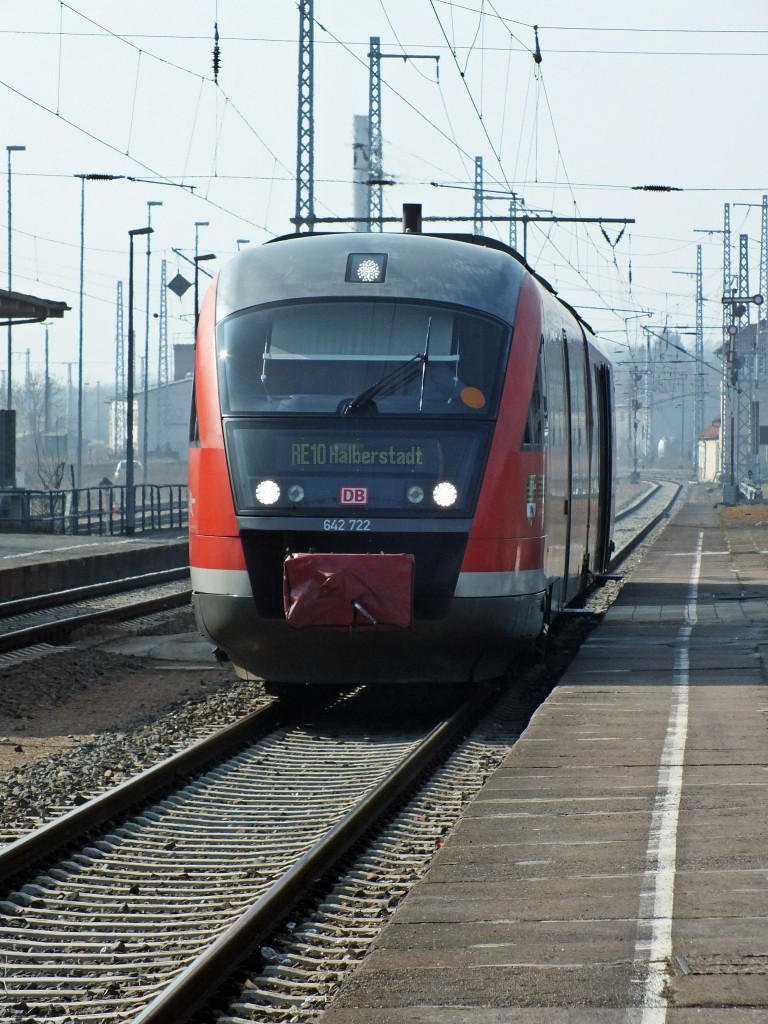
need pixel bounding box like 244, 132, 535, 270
345, 252, 388, 283
406, 485, 425, 505
255, 479, 281, 505
432, 481, 458, 508
287, 484, 305, 503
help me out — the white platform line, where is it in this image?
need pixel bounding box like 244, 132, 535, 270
626, 531, 702, 1024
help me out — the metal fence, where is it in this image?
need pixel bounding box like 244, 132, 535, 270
0, 485, 188, 535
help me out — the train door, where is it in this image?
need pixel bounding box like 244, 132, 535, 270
564, 328, 589, 605
592, 362, 614, 572
543, 327, 571, 610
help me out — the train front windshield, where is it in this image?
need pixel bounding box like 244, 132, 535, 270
216, 299, 510, 519
216, 299, 509, 416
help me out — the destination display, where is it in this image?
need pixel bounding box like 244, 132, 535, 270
291, 441, 424, 467
224, 422, 491, 517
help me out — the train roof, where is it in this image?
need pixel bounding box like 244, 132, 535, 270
216, 231, 597, 339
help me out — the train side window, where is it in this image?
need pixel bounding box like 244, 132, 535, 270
522, 358, 544, 447
189, 378, 200, 446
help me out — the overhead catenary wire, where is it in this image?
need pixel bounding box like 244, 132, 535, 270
4, 2, 755, 354
19, 1, 345, 232
0, 75, 273, 234
428, 0, 509, 189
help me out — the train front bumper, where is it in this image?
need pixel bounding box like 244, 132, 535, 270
192, 590, 545, 686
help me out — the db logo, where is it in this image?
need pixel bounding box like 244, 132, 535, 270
340, 486, 369, 505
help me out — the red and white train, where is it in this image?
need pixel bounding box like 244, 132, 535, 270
189, 227, 614, 693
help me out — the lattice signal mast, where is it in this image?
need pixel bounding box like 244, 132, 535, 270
720, 204, 732, 484
694, 244, 704, 463
367, 37, 383, 232
736, 234, 753, 481
294, 0, 315, 233
367, 38, 439, 232
115, 280, 125, 402
157, 259, 169, 450
760, 195, 768, 373
474, 157, 484, 234
721, 211, 765, 500
113, 280, 126, 454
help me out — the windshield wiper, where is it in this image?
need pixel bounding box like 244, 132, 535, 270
338, 354, 424, 415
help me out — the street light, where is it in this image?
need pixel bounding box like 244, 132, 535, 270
194, 254, 216, 328
75, 173, 125, 488
236, 238, 250, 251
126, 225, 153, 535
142, 200, 162, 482
193, 221, 209, 331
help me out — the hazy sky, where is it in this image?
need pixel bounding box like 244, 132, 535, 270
1, 1, 767, 393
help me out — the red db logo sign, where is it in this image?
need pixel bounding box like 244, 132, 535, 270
340, 486, 368, 505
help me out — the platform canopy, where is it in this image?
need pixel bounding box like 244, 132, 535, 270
0, 287, 70, 325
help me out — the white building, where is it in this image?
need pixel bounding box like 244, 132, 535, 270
697, 417, 720, 483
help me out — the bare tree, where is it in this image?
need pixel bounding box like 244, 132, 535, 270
14, 371, 67, 489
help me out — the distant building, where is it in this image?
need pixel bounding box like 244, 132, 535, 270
109, 344, 194, 468
141, 376, 193, 462
697, 417, 720, 483
173, 343, 195, 381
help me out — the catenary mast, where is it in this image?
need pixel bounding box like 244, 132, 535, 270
294, 0, 315, 232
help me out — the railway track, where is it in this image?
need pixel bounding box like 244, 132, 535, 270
0, 479, 681, 1023
0, 568, 192, 655
0, 683, 497, 1022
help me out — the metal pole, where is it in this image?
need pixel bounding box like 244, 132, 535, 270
194, 255, 216, 331
367, 36, 382, 233
75, 173, 123, 487
143, 201, 162, 483
473, 156, 483, 235
6, 145, 25, 414
77, 175, 85, 486
295, 0, 315, 232
126, 226, 152, 535
721, 204, 732, 492
509, 196, 518, 250
694, 245, 704, 475
194, 221, 209, 331
44, 324, 50, 434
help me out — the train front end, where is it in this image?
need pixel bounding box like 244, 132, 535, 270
190, 232, 545, 687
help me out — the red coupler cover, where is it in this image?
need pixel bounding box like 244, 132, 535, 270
283, 552, 414, 629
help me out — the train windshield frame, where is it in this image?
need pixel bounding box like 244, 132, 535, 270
215, 297, 511, 417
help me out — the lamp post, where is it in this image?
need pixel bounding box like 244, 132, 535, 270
75, 173, 124, 487
193, 221, 209, 331
142, 200, 162, 483
6, 145, 24, 416
126, 225, 153, 535
44, 323, 50, 434
3, 145, 25, 488
194, 254, 216, 329
236, 238, 250, 251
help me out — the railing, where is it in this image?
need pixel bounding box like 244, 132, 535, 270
0, 485, 188, 535
738, 478, 763, 503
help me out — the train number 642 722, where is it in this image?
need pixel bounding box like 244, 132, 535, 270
323, 518, 372, 531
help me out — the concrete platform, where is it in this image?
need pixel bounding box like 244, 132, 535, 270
321, 488, 768, 1021
0, 530, 188, 601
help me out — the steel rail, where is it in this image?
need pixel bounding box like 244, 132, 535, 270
131, 681, 499, 1024
0, 583, 192, 653
614, 482, 661, 522
0, 566, 189, 620
0, 701, 285, 884
609, 482, 682, 570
